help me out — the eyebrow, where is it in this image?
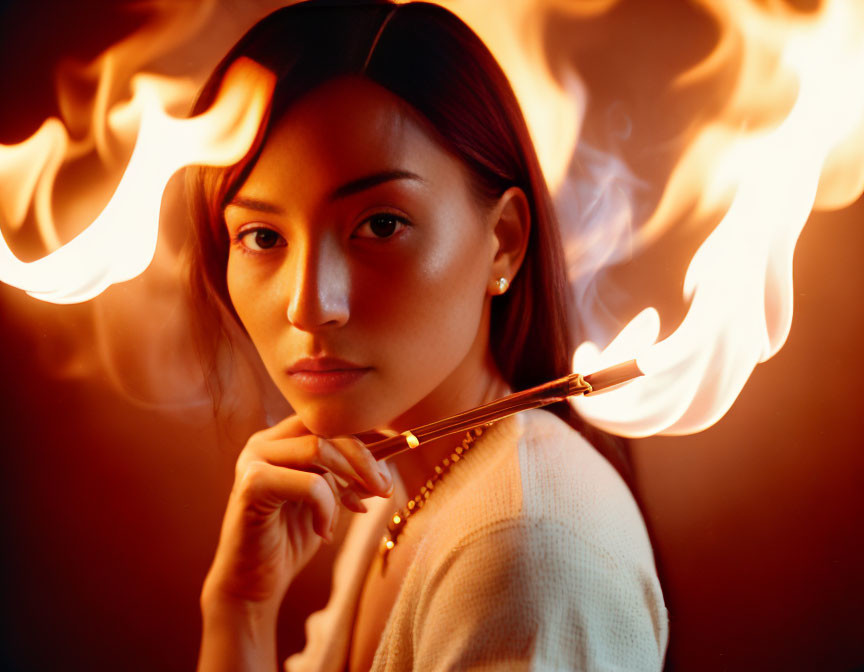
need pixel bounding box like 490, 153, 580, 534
226, 169, 425, 214
328, 169, 425, 201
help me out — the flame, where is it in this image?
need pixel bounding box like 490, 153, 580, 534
0, 57, 274, 303
3, 0, 863, 435
435, 0, 621, 192
0, 0, 218, 257
572, 0, 864, 436
0, 1, 288, 417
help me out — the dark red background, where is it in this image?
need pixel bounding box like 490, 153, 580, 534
1, 1, 862, 670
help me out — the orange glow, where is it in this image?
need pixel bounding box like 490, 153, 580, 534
571, 0, 864, 435
3, 1, 862, 437
435, 0, 620, 192
0, 57, 274, 304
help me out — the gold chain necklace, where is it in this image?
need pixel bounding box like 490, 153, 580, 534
379, 424, 489, 567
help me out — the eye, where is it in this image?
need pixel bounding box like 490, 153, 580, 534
354, 213, 409, 240
235, 227, 286, 252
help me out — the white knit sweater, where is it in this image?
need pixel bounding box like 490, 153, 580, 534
285, 408, 669, 671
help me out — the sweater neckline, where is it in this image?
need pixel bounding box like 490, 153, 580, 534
285, 409, 536, 672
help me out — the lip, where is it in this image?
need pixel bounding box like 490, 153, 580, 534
286, 356, 371, 394
287, 356, 367, 373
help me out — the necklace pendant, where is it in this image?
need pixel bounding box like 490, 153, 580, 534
381, 511, 406, 557
380, 534, 394, 573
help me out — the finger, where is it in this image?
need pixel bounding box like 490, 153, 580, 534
329, 436, 393, 497
321, 472, 342, 539
318, 472, 362, 513
324, 471, 369, 513
321, 442, 395, 501
339, 480, 376, 501
250, 441, 373, 515
236, 461, 336, 542
340, 487, 368, 514
259, 413, 310, 440
251, 434, 368, 491
254, 434, 390, 498
320, 471, 340, 503
306, 452, 371, 514
237, 416, 311, 478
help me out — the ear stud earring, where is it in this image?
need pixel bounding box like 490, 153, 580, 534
495, 277, 510, 294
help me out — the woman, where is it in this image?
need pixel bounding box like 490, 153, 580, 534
188, 1, 669, 670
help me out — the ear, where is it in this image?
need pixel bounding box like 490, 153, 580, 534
486, 186, 530, 296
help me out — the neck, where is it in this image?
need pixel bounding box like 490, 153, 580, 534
383, 322, 511, 505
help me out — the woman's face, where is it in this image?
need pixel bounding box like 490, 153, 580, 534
223, 76, 500, 437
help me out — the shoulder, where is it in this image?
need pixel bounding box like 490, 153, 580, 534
516, 409, 655, 561
396, 411, 670, 669
441, 408, 656, 565
421, 409, 656, 565
411, 515, 669, 670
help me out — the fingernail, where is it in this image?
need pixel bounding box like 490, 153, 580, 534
333, 473, 350, 489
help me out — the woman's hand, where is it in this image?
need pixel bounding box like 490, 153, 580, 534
200, 414, 394, 616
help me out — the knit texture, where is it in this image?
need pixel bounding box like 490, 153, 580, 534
285, 408, 669, 671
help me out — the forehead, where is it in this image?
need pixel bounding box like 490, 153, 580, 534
237, 76, 460, 204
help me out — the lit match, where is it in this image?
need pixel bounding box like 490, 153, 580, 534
366, 360, 644, 462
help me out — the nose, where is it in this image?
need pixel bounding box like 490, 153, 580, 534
285, 236, 350, 330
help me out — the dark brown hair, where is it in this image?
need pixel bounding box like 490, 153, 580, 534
185, 0, 633, 485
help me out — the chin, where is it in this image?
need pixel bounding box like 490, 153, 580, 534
281, 371, 429, 438
289, 398, 379, 439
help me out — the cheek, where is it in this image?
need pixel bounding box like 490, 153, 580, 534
225, 256, 282, 355
355, 216, 490, 372
226, 256, 253, 327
